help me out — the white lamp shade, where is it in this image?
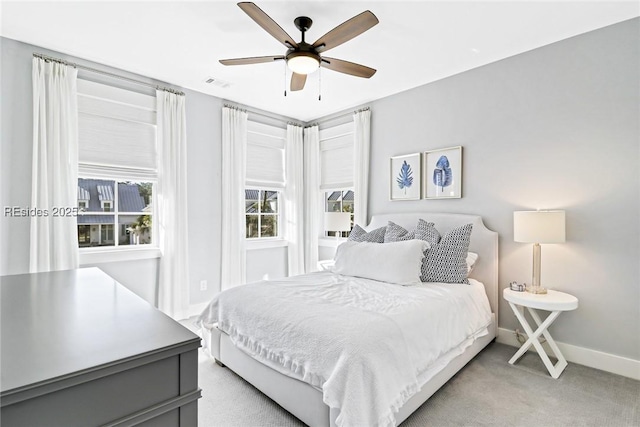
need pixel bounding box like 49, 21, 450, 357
514, 210, 566, 243
324, 212, 352, 232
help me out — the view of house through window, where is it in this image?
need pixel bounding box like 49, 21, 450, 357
77, 178, 153, 247
245, 189, 279, 239
325, 190, 354, 237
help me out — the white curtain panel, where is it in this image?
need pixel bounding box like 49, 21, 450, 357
30, 57, 79, 273
303, 125, 321, 273
353, 109, 371, 226
285, 124, 305, 276
156, 90, 190, 319
221, 107, 248, 289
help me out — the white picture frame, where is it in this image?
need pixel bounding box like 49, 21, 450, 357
423, 146, 462, 199
390, 153, 421, 201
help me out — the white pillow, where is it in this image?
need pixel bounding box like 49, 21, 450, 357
467, 252, 479, 273
332, 240, 429, 285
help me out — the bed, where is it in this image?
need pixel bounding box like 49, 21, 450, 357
197, 212, 498, 426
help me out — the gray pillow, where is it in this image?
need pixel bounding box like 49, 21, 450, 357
347, 224, 386, 243
419, 223, 473, 284
415, 219, 440, 246
384, 221, 416, 242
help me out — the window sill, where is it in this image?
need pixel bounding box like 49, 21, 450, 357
79, 246, 161, 265
245, 239, 289, 251
318, 237, 347, 248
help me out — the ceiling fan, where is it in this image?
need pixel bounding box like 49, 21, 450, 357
220, 2, 379, 92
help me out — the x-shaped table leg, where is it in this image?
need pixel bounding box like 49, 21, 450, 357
507, 302, 568, 378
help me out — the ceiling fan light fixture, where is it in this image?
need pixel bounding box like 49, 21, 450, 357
286, 51, 320, 75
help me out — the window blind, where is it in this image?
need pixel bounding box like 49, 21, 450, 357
77, 79, 157, 180
319, 122, 354, 190
246, 121, 286, 188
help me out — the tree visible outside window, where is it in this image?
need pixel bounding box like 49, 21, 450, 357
325, 190, 354, 237
77, 178, 153, 248
245, 189, 279, 239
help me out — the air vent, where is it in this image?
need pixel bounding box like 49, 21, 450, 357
204, 77, 231, 88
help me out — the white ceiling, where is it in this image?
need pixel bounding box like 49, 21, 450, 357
1, 1, 638, 121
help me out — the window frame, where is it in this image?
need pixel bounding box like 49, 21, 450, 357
76, 79, 160, 265
244, 120, 288, 251
245, 188, 282, 241
77, 176, 159, 264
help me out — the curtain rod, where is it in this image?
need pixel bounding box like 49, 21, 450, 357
33, 52, 185, 96
223, 103, 303, 128
306, 106, 370, 128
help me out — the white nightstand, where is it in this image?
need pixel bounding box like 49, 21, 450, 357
503, 288, 579, 378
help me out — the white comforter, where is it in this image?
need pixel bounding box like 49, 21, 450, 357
197, 271, 492, 427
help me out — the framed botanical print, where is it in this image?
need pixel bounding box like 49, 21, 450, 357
390, 153, 421, 201
423, 146, 462, 199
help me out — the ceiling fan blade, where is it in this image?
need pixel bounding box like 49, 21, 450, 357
238, 2, 298, 48
290, 73, 307, 91
312, 10, 378, 54
220, 55, 285, 66
321, 57, 376, 78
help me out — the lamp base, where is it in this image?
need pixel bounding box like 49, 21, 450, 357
528, 243, 547, 294
527, 285, 547, 294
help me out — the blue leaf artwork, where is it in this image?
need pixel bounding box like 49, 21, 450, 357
433, 155, 453, 191
396, 160, 414, 194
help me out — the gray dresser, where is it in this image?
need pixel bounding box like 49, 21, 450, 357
1, 268, 201, 426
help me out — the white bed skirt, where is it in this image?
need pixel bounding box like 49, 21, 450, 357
201, 314, 496, 427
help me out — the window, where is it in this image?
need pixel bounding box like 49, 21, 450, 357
319, 123, 355, 239
76, 79, 157, 253
325, 190, 354, 237
245, 189, 280, 239
245, 121, 286, 241
76, 179, 153, 248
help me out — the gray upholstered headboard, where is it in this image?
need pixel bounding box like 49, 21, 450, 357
367, 213, 499, 319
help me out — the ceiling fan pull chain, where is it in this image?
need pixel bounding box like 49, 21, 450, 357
318, 67, 322, 101
284, 61, 287, 97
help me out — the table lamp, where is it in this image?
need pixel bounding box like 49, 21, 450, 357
324, 212, 351, 238
513, 210, 565, 294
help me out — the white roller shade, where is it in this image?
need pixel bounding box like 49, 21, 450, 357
246, 121, 286, 188
319, 122, 354, 190
77, 79, 157, 180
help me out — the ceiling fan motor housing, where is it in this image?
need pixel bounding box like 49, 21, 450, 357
287, 16, 320, 74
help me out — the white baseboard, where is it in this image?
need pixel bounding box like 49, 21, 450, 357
497, 327, 640, 380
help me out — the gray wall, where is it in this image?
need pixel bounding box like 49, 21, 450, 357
184, 89, 223, 306
246, 247, 289, 283
364, 18, 639, 359
1, 38, 32, 277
